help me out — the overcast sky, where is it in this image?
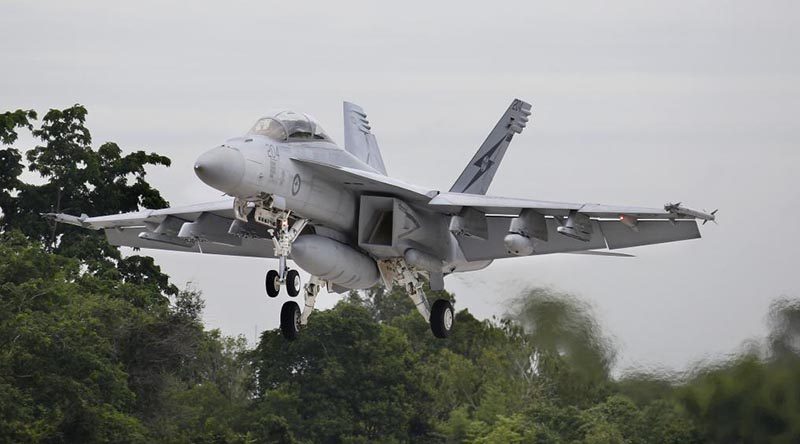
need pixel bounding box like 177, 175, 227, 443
3, 0, 799, 372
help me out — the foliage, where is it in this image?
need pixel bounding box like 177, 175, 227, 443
0, 104, 175, 296
251, 286, 800, 443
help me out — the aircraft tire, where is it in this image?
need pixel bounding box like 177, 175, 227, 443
430, 299, 454, 339
280, 301, 301, 340
286, 269, 301, 297
266, 270, 281, 298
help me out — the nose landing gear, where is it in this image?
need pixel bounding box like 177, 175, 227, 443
285, 269, 301, 297
265, 268, 301, 298
258, 203, 308, 298
265, 270, 281, 298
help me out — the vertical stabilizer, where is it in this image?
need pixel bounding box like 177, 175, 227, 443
449, 99, 532, 195
343, 102, 387, 175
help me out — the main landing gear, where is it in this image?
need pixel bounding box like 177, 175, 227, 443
273, 257, 454, 340
280, 301, 301, 340
279, 276, 324, 340
430, 299, 455, 339
378, 258, 455, 339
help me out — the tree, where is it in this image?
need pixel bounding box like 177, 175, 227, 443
0, 232, 148, 443
254, 301, 423, 442
509, 287, 615, 407
0, 231, 260, 443
0, 105, 177, 297
0, 109, 36, 226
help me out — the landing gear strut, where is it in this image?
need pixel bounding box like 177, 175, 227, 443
378, 259, 454, 338
271, 212, 307, 280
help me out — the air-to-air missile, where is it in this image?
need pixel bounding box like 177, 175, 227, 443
664, 202, 718, 225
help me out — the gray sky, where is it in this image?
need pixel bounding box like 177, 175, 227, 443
3, 0, 799, 372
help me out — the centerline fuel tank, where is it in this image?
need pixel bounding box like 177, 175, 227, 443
291, 234, 380, 289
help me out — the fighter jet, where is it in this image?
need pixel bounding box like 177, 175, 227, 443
47, 99, 716, 340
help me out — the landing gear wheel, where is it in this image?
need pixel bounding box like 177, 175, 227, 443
286, 269, 301, 297
430, 299, 455, 339
280, 301, 301, 340
265, 270, 281, 298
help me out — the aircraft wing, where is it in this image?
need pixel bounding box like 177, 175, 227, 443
427, 192, 705, 261
45, 200, 277, 258
291, 158, 438, 202
428, 192, 676, 218
453, 216, 700, 261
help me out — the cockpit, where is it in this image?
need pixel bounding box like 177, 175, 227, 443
247, 111, 332, 143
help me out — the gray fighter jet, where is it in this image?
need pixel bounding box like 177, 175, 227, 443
48, 99, 715, 340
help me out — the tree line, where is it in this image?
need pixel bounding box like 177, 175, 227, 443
2, 106, 799, 443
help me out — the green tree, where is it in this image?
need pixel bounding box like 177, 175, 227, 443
0, 232, 148, 443
254, 301, 423, 442
510, 287, 615, 407
0, 105, 176, 298
0, 109, 36, 228
0, 232, 258, 443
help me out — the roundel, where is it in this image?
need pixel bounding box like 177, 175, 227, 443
291, 174, 301, 196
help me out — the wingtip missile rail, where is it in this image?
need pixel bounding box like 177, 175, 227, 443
41, 212, 94, 229
664, 203, 717, 224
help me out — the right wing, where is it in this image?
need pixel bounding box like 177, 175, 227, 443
46, 200, 277, 258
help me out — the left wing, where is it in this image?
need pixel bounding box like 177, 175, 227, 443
427, 192, 709, 260
453, 215, 700, 261
428, 192, 678, 219
46, 200, 277, 258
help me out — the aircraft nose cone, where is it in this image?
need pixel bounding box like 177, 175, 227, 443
194, 146, 246, 193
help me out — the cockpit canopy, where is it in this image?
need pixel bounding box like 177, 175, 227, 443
247, 111, 332, 142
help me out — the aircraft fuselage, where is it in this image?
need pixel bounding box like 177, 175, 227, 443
196, 136, 361, 233
193, 136, 489, 279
